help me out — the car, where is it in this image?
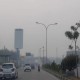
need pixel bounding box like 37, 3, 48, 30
0, 63, 18, 79
24, 64, 31, 72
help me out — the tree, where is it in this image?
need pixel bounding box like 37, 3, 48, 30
61, 54, 79, 71
61, 58, 66, 73
65, 23, 80, 50
65, 21, 80, 77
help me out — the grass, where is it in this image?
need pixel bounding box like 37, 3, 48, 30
43, 68, 80, 80
43, 68, 66, 79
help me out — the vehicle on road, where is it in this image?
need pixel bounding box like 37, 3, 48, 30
24, 64, 31, 72
0, 63, 18, 79
24, 53, 35, 70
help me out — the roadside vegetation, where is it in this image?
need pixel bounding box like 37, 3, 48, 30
43, 21, 80, 79
43, 54, 79, 80
42, 61, 61, 73
61, 54, 79, 73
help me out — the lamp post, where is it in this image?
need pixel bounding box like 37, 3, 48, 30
36, 22, 58, 64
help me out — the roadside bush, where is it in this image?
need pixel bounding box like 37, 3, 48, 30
43, 61, 61, 72
61, 54, 79, 72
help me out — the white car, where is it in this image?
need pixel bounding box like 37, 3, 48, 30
24, 64, 31, 72
0, 63, 18, 79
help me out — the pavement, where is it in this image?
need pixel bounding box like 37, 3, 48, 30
17, 68, 60, 80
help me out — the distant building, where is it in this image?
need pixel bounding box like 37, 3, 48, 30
0, 48, 19, 67
26, 53, 32, 56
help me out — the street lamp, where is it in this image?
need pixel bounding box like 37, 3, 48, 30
36, 22, 58, 64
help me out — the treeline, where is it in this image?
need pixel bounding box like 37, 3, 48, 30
43, 61, 61, 72
43, 54, 79, 74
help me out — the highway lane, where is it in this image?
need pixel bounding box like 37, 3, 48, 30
17, 68, 60, 80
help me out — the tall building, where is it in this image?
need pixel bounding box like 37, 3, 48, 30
14, 29, 23, 67
15, 29, 23, 49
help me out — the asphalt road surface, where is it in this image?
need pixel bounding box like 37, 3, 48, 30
17, 68, 60, 80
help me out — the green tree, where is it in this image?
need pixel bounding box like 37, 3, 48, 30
61, 54, 79, 71
65, 22, 80, 77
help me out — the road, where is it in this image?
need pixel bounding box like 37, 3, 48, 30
17, 68, 60, 80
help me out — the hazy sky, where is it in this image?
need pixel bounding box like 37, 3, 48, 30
0, 0, 80, 58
